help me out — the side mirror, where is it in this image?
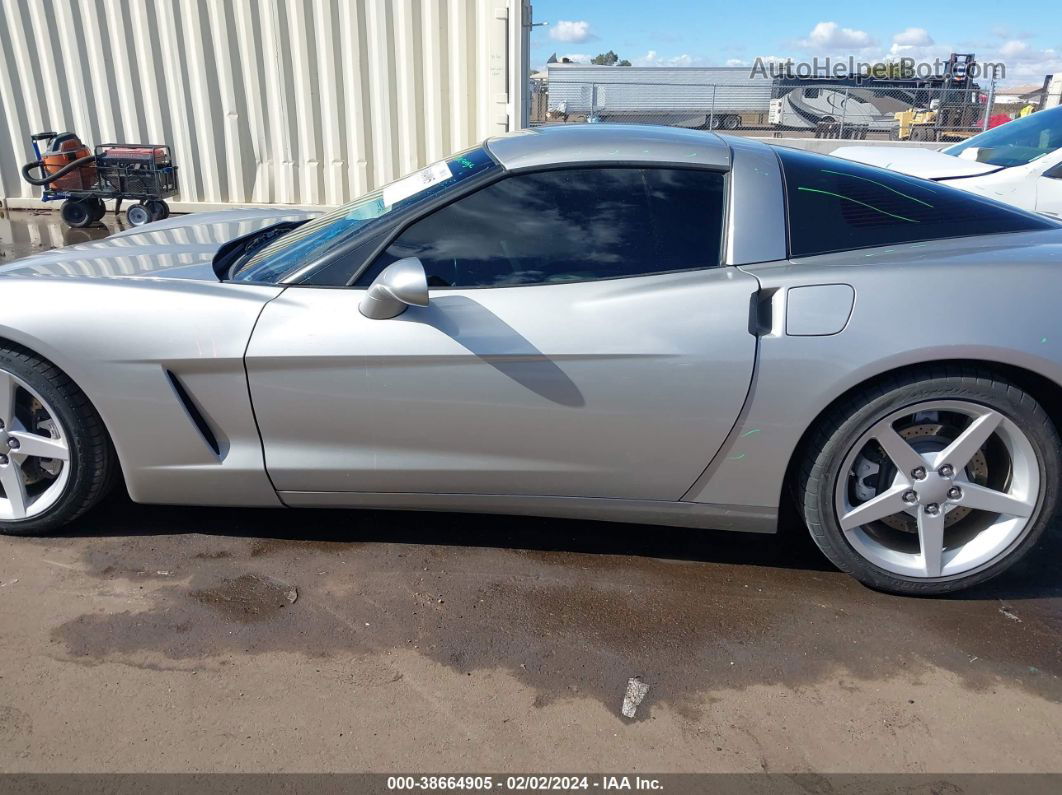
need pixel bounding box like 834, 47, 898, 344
358, 257, 429, 319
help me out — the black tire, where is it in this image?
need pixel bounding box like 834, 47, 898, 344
0, 346, 117, 537
145, 199, 168, 221
86, 198, 106, 224
60, 199, 92, 228
126, 203, 151, 226
797, 367, 1060, 596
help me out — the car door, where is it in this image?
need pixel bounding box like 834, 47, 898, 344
245, 166, 759, 501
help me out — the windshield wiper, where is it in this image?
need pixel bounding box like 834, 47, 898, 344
212, 221, 307, 281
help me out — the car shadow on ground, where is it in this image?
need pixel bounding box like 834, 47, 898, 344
40, 492, 1062, 711
53, 491, 1061, 602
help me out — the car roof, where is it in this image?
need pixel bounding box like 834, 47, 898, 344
484, 124, 732, 171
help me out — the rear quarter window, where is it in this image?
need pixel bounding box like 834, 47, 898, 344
775, 147, 1057, 258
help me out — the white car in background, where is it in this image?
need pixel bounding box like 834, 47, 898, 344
834, 105, 1062, 218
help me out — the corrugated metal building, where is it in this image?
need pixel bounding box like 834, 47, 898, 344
0, 0, 531, 210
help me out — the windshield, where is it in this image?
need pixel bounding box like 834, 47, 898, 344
944, 106, 1062, 168
231, 146, 498, 282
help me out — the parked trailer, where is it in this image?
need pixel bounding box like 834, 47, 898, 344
545, 65, 982, 133
546, 65, 773, 130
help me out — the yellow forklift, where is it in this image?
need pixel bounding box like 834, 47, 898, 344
890, 54, 984, 142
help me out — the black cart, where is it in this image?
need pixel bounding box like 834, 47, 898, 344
21, 131, 180, 228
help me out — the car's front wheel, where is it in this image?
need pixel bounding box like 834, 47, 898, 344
0, 347, 116, 536
798, 369, 1060, 595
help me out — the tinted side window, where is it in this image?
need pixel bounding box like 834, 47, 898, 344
776, 147, 1056, 258
356, 168, 725, 288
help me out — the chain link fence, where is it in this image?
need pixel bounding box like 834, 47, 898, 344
532, 77, 1015, 142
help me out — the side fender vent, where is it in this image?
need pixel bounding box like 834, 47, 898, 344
166, 370, 222, 457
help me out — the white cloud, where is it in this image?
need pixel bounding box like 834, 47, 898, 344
985, 40, 1062, 84
993, 50, 1062, 84
799, 21, 877, 50
666, 54, 697, 66
887, 29, 943, 60
632, 50, 707, 67
549, 20, 592, 44
892, 27, 934, 47
999, 40, 1030, 59
877, 35, 1060, 87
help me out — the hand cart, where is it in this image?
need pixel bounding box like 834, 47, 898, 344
21, 131, 179, 228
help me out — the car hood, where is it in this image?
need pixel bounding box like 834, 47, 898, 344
0, 207, 318, 281
831, 146, 1004, 180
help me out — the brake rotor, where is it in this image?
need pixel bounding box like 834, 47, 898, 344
16, 399, 63, 486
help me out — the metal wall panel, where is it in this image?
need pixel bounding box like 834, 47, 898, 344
0, 0, 531, 207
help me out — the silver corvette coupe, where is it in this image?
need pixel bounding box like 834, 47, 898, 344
2, 125, 1061, 595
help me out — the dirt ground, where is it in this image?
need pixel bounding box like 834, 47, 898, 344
0, 210, 1060, 774
0, 493, 1059, 774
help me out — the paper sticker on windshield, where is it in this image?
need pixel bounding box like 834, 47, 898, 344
382, 161, 453, 208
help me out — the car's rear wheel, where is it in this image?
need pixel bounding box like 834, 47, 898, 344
0, 347, 115, 536
798, 369, 1059, 595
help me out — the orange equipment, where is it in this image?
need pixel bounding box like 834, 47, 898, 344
23, 132, 98, 190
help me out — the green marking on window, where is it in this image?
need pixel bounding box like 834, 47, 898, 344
741, 428, 761, 437
727, 452, 747, 461
458, 157, 475, 169
820, 169, 935, 208
797, 187, 920, 223
1042, 337, 1049, 344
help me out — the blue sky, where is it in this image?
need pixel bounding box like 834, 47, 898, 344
530, 0, 1061, 86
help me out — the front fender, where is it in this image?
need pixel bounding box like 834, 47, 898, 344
0, 275, 284, 507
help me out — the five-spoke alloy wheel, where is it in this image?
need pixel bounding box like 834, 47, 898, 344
0, 347, 115, 536
799, 370, 1060, 595
0, 369, 72, 522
